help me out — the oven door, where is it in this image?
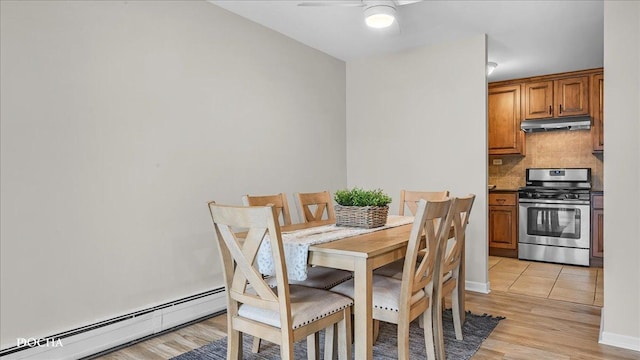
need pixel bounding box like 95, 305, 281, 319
519, 200, 590, 249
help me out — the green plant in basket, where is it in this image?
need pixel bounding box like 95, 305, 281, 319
334, 188, 391, 228
334, 187, 392, 207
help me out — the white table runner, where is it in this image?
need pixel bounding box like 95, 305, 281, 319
257, 215, 415, 281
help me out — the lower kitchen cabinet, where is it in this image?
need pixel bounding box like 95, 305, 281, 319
489, 192, 518, 258
591, 193, 604, 267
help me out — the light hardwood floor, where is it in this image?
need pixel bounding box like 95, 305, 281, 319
97, 258, 639, 360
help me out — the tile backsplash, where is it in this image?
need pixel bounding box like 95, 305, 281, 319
489, 130, 603, 190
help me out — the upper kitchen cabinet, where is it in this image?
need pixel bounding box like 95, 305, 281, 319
524, 81, 554, 119
591, 73, 604, 152
523, 75, 590, 119
488, 84, 525, 155
555, 76, 590, 117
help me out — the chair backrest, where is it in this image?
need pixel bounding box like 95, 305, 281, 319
440, 195, 476, 276
295, 191, 336, 223
242, 193, 293, 226
208, 202, 292, 327
399, 190, 450, 216
399, 198, 453, 316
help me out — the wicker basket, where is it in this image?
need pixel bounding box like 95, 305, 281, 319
335, 205, 389, 229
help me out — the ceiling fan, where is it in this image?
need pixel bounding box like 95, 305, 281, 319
297, 0, 422, 30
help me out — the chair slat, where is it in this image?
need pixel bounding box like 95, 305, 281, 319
295, 191, 336, 223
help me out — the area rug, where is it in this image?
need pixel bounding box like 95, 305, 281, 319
172, 310, 503, 359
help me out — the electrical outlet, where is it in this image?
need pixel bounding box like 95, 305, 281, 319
492, 158, 503, 165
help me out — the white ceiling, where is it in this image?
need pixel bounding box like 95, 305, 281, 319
211, 0, 603, 82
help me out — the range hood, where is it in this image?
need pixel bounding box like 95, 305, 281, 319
520, 116, 591, 133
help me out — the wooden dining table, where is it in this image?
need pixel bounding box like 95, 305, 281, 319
279, 219, 463, 360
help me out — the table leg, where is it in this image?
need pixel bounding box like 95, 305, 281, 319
353, 259, 373, 360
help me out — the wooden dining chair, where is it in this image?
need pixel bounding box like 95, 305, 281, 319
331, 199, 453, 360
242, 193, 292, 226
432, 194, 476, 360
241, 193, 353, 354
243, 193, 352, 355
208, 202, 353, 360
399, 189, 450, 216
374, 189, 451, 279
295, 191, 336, 223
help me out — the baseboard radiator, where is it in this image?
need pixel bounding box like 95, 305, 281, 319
0, 288, 227, 360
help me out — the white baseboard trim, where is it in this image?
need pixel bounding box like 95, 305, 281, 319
0, 290, 227, 360
465, 280, 490, 294
599, 331, 640, 352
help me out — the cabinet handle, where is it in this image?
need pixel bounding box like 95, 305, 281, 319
497, 199, 506, 203
549, 105, 552, 115
559, 104, 563, 114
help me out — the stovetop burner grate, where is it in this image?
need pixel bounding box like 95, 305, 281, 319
520, 168, 592, 202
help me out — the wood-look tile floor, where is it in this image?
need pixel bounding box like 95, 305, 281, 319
489, 256, 604, 306
97, 258, 638, 360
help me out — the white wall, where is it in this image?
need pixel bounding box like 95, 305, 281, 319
601, 1, 640, 351
346, 35, 489, 290
0, 1, 346, 347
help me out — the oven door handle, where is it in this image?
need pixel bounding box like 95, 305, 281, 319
518, 198, 590, 205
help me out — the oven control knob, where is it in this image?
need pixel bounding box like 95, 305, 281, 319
565, 193, 578, 199
533, 193, 541, 198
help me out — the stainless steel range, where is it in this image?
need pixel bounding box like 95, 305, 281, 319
518, 168, 591, 266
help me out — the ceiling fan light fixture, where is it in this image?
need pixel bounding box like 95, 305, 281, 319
364, 5, 396, 29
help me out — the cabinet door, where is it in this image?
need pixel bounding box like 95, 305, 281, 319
592, 73, 604, 151
524, 81, 553, 119
488, 85, 524, 155
554, 76, 589, 117
592, 208, 604, 258
591, 194, 604, 258
489, 205, 518, 249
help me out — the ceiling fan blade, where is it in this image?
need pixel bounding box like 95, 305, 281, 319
297, 1, 364, 7
395, 0, 422, 5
